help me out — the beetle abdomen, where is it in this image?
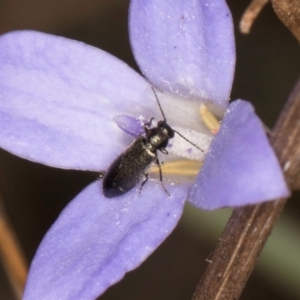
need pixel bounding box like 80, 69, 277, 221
103, 136, 156, 198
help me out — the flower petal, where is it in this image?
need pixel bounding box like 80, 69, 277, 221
0, 31, 208, 171
129, 0, 235, 111
23, 180, 187, 300
0, 30, 158, 171
189, 100, 290, 210
113, 114, 146, 137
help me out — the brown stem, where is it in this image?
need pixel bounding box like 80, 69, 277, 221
271, 0, 300, 43
191, 72, 300, 300
0, 197, 28, 299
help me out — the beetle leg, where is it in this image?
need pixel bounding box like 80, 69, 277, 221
144, 117, 154, 128
159, 148, 168, 154
144, 117, 154, 138
139, 172, 149, 195
156, 158, 170, 196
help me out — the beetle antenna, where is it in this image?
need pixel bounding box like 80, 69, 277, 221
173, 130, 204, 153
151, 86, 166, 122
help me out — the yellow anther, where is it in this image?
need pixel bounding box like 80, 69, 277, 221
148, 105, 219, 179
199, 104, 220, 134
149, 160, 202, 176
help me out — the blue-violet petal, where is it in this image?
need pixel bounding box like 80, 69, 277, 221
190, 100, 290, 210
23, 181, 188, 300
0, 31, 159, 171
129, 0, 235, 111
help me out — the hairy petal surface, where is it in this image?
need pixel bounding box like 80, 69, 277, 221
129, 0, 235, 112
24, 181, 188, 300
0, 31, 158, 171
190, 100, 290, 210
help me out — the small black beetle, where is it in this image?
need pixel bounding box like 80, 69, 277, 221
102, 87, 201, 198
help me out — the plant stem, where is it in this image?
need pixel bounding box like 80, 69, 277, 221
191, 70, 300, 300
0, 196, 28, 299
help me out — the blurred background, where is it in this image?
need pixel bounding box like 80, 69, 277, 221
0, 0, 299, 299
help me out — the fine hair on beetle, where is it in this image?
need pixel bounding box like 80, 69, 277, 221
101, 87, 203, 198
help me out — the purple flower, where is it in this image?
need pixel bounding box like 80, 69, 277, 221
0, 0, 289, 299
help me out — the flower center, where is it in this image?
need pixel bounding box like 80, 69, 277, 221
149, 104, 220, 177
114, 104, 220, 179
